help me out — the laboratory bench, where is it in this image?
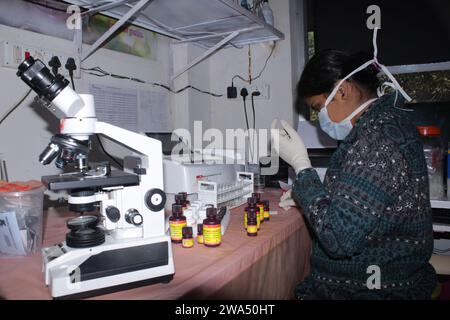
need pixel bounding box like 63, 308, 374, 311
0, 188, 311, 300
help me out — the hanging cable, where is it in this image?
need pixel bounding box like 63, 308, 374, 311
231, 42, 276, 86
250, 91, 260, 163
241, 87, 256, 163
248, 45, 252, 84
0, 89, 32, 126
81, 67, 223, 97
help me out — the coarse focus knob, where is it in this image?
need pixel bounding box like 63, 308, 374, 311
125, 209, 143, 226
105, 206, 120, 223
145, 188, 166, 212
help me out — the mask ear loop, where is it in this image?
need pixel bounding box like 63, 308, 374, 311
371, 27, 413, 105
324, 59, 376, 108
377, 82, 414, 112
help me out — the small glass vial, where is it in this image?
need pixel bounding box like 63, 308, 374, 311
246, 207, 258, 237
169, 204, 187, 243
203, 207, 222, 247
244, 197, 258, 230
263, 200, 270, 221
252, 192, 264, 225
182, 226, 194, 248
197, 223, 204, 244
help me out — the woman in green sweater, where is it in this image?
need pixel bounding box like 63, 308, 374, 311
273, 50, 437, 299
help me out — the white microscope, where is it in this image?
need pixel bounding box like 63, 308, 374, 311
17, 57, 174, 298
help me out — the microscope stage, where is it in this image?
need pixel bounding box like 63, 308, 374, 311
42, 170, 140, 191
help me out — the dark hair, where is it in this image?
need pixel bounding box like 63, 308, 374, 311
297, 50, 380, 99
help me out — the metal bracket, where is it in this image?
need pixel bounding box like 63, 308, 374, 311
170, 30, 241, 82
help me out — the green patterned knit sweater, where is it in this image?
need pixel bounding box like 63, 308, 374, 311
293, 93, 437, 299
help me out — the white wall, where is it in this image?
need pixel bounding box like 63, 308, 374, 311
0, 0, 305, 181
0, 24, 172, 181
207, 0, 303, 160
209, 0, 298, 129
170, 43, 212, 136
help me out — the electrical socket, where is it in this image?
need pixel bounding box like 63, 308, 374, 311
236, 83, 270, 100
0, 41, 80, 78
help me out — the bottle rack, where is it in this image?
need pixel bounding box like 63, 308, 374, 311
197, 172, 254, 209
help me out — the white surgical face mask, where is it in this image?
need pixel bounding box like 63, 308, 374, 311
318, 28, 412, 140
319, 97, 377, 140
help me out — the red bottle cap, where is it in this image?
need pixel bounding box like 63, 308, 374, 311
417, 126, 441, 136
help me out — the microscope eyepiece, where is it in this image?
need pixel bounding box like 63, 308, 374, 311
17, 57, 69, 102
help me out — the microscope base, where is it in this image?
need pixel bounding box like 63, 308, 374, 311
43, 234, 175, 299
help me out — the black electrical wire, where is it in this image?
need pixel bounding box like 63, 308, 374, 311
251, 95, 256, 130
0, 89, 32, 126
95, 135, 123, 170
70, 74, 76, 91
243, 99, 250, 133
242, 95, 256, 163
231, 42, 276, 86
81, 67, 223, 97
250, 94, 257, 163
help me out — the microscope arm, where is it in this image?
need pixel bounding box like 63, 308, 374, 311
95, 122, 162, 158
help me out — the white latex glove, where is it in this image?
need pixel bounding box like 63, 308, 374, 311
279, 189, 297, 211
271, 119, 311, 174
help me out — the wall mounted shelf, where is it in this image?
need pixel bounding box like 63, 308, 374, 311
65, 0, 284, 81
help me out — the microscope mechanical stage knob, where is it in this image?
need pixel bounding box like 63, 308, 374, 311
125, 209, 143, 226
106, 206, 120, 223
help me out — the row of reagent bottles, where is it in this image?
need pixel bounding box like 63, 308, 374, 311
244, 192, 270, 237
169, 195, 222, 247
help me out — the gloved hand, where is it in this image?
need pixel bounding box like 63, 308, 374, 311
271, 119, 311, 175
279, 189, 297, 211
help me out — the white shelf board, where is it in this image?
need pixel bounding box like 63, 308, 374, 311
431, 199, 450, 209
66, 0, 284, 48
65, 0, 284, 79
433, 223, 450, 233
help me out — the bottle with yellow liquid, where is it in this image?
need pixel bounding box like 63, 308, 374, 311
203, 207, 222, 247
246, 207, 258, 237
244, 197, 260, 230
169, 204, 186, 243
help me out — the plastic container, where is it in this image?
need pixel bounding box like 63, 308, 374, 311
197, 171, 254, 210
448, 143, 450, 199
0, 185, 45, 256
261, 0, 274, 26
246, 163, 264, 193
417, 126, 444, 199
